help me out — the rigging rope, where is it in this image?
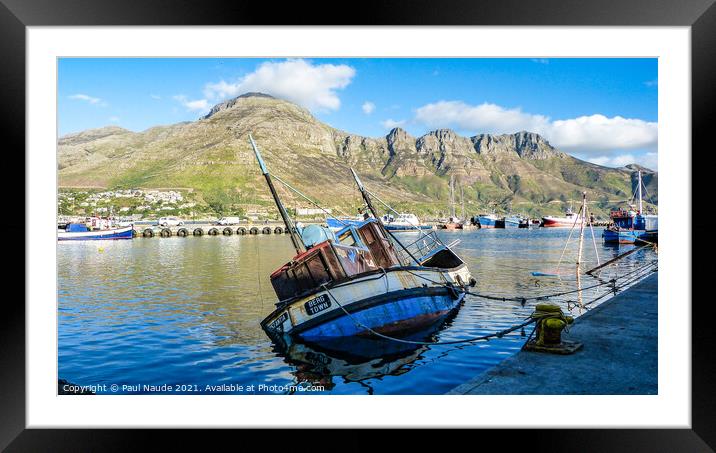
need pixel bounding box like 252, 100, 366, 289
320, 261, 656, 346
555, 204, 583, 273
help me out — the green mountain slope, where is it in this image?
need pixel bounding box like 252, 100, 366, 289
58, 93, 657, 218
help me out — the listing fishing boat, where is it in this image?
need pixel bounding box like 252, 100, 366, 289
249, 135, 475, 342
603, 170, 658, 244
58, 218, 134, 241
541, 208, 582, 228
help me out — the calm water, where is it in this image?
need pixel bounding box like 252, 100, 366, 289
58, 227, 657, 395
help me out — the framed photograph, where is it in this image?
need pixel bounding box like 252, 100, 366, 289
8, 0, 715, 448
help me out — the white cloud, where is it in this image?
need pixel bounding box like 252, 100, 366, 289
203, 59, 356, 111
548, 115, 657, 153
362, 101, 376, 115
415, 101, 549, 135
381, 119, 407, 129
587, 152, 658, 170
413, 100, 657, 154
173, 95, 210, 112
69, 94, 105, 106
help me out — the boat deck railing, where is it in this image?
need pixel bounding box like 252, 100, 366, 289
397, 230, 446, 264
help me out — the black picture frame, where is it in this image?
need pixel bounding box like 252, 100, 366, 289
6, 0, 714, 449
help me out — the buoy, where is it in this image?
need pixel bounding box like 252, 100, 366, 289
237, 227, 247, 235
143, 229, 154, 238
249, 227, 259, 235
223, 227, 233, 236
160, 228, 172, 237
208, 228, 219, 236
274, 226, 283, 234
262, 227, 271, 235
177, 228, 188, 237
193, 228, 204, 236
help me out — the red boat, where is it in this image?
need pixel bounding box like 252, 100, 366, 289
541, 209, 582, 228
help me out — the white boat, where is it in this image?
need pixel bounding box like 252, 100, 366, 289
541, 209, 583, 228
381, 213, 433, 231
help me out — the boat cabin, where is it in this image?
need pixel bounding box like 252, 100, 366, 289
269, 219, 401, 303
609, 209, 658, 231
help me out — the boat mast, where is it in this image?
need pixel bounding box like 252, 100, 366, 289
449, 175, 456, 218
637, 170, 643, 214
460, 183, 465, 221
350, 167, 420, 265
350, 168, 381, 222
249, 134, 304, 255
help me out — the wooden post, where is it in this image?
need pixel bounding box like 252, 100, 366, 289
577, 192, 587, 269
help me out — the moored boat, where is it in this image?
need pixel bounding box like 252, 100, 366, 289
541, 209, 582, 228
437, 216, 464, 230
381, 213, 433, 232
475, 213, 500, 228
249, 135, 475, 342
58, 223, 134, 241
437, 175, 466, 230
603, 170, 658, 244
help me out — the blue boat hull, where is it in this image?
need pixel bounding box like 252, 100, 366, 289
58, 226, 134, 241
477, 216, 498, 228
603, 229, 657, 244
294, 287, 464, 341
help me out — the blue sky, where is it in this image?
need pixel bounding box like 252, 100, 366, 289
58, 58, 658, 170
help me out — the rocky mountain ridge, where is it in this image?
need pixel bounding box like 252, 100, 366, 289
58, 93, 657, 217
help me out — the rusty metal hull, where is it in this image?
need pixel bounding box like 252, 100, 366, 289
261, 265, 471, 340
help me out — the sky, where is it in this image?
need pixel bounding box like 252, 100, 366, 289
58, 58, 658, 170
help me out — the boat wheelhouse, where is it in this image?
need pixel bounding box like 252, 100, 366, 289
249, 135, 474, 342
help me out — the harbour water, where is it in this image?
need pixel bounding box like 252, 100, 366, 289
58, 227, 657, 395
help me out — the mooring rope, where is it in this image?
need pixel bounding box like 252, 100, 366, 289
320, 283, 537, 345
320, 263, 655, 346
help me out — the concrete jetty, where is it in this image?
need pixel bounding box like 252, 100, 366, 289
447, 272, 658, 395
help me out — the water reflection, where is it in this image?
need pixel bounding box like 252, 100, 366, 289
58, 228, 657, 395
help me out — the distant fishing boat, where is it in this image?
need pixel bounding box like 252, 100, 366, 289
380, 213, 433, 232
541, 208, 582, 228
475, 213, 500, 228
58, 221, 134, 241
504, 215, 530, 228
437, 175, 464, 230
249, 135, 475, 343
603, 170, 658, 244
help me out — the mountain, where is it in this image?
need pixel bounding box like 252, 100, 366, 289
58, 93, 657, 217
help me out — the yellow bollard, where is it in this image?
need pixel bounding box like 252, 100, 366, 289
523, 304, 581, 354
